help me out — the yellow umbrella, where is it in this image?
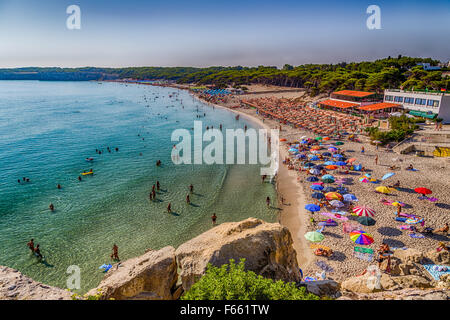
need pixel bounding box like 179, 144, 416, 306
376, 186, 392, 194
325, 192, 343, 200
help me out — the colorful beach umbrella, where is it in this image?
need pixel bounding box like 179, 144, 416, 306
347, 158, 357, 163
359, 177, 369, 183
304, 231, 324, 242
318, 219, 337, 227
309, 168, 321, 175
325, 165, 338, 170
309, 156, 320, 161
329, 200, 345, 208
323, 186, 337, 193
350, 231, 374, 245
414, 188, 432, 195
310, 185, 324, 191
335, 161, 347, 166
335, 142, 344, 146
322, 152, 332, 157
324, 161, 336, 166
322, 174, 335, 180
325, 192, 343, 200
306, 176, 319, 182
305, 204, 321, 213
333, 154, 344, 158
391, 201, 405, 207
353, 206, 375, 217
343, 194, 358, 202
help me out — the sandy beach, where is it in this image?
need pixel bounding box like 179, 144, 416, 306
191, 85, 450, 281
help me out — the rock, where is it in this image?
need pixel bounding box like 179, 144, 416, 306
393, 248, 424, 264
175, 218, 301, 291
0, 267, 71, 300
425, 249, 450, 265
88, 246, 178, 300
303, 280, 340, 297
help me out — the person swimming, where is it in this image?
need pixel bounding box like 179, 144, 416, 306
78, 176, 82, 181
49, 203, 54, 211
156, 160, 161, 166
57, 184, 61, 189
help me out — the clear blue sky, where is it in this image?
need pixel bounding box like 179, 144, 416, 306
0, 0, 449, 67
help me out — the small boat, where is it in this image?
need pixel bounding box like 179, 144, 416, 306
82, 172, 93, 176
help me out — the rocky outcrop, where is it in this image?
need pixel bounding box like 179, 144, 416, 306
302, 280, 340, 298
175, 218, 301, 291
425, 249, 450, 265
0, 266, 71, 300
87, 246, 178, 300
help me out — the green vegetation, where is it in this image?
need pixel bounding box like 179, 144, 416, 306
181, 259, 320, 300
365, 115, 422, 145
1, 57, 448, 96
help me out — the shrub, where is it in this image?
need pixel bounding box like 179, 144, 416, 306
181, 259, 320, 300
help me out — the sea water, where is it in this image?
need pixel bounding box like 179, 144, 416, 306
0, 81, 277, 293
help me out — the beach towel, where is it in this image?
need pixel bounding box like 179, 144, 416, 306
409, 233, 425, 239
423, 264, 450, 281
406, 168, 419, 172
304, 276, 317, 282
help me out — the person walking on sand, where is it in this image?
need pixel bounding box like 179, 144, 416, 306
111, 244, 119, 261
211, 213, 217, 226
27, 239, 35, 253
375, 155, 378, 165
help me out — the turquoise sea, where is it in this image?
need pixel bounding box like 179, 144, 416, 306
0, 81, 277, 292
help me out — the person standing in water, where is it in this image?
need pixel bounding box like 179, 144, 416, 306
266, 196, 271, 208
156, 181, 160, 191
211, 213, 217, 226
186, 194, 190, 204
167, 203, 172, 213
152, 189, 156, 200
49, 203, 54, 211
34, 244, 43, 259
189, 184, 194, 193
57, 184, 61, 189
111, 244, 120, 261
27, 239, 35, 252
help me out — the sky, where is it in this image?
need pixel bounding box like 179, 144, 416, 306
0, 0, 449, 68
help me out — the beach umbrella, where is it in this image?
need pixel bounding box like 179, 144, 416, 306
315, 136, 323, 141
311, 146, 321, 150
322, 174, 335, 180
391, 201, 405, 207
312, 192, 325, 200
357, 216, 376, 226
328, 147, 338, 152
300, 140, 308, 144
323, 137, 331, 141
337, 186, 348, 193
309, 168, 321, 175
296, 154, 306, 159
353, 206, 375, 217
306, 176, 319, 182
325, 165, 338, 170
312, 182, 324, 186
347, 158, 357, 164
310, 150, 320, 154
376, 186, 393, 194
313, 164, 324, 169
350, 231, 374, 245
325, 192, 343, 201
324, 161, 336, 166
323, 186, 337, 193
288, 148, 298, 153
414, 188, 432, 196
359, 177, 369, 183
305, 204, 321, 213
364, 173, 372, 178
322, 152, 332, 157
304, 231, 324, 242
382, 172, 396, 181
343, 194, 358, 202
335, 142, 344, 146
309, 156, 320, 161
335, 161, 347, 166
372, 140, 382, 144
321, 212, 349, 221
329, 200, 345, 208
333, 154, 344, 159
304, 162, 315, 167
310, 184, 324, 191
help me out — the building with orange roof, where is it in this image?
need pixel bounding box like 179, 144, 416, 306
331, 90, 381, 102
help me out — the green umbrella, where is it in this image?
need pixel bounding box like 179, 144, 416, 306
357, 216, 376, 226
315, 136, 323, 141
335, 142, 344, 146
304, 231, 325, 242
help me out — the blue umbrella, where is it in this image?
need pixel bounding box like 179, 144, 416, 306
296, 154, 306, 159
314, 165, 324, 170
324, 161, 336, 166
333, 154, 344, 158
324, 186, 337, 192
343, 194, 358, 202
337, 187, 348, 193
306, 176, 319, 182
305, 204, 321, 213
309, 168, 321, 175
336, 161, 347, 166
304, 162, 315, 167
309, 156, 320, 161
322, 152, 332, 157
310, 185, 324, 191
322, 174, 335, 180
382, 172, 396, 180
312, 192, 325, 199
300, 140, 308, 144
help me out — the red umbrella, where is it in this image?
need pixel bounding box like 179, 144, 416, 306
414, 188, 432, 195
353, 206, 375, 217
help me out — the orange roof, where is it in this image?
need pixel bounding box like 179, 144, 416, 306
319, 99, 359, 109
358, 102, 402, 111
333, 90, 376, 97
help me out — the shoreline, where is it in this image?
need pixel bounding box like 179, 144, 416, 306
191, 93, 314, 270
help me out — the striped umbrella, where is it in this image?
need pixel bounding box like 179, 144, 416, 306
350, 231, 374, 245
353, 206, 375, 217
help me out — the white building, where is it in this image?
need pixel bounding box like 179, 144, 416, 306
384, 89, 450, 123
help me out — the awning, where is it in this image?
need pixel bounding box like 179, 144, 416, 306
408, 110, 437, 119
